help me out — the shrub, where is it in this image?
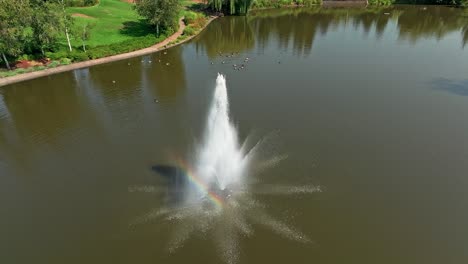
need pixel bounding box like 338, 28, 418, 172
193, 16, 207, 30
47, 50, 69, 60
184, 11, 198, 25
48, 61, 60, 68
33, 66, 46, 71
183, 26, 196, 36
17, 54, 33, 61
60, 58, 72, 65
68, 51, 89, 61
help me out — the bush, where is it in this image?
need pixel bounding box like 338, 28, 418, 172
60, 58, 72, 65
193, 16, 207, 29
33, 65, 46, 71
183, 26, 196, 36
47, 50, 69, 60
48, 61, 60, 68
68, 51, 89, 61
184, 11, 198, 25
17, 54, 34, 61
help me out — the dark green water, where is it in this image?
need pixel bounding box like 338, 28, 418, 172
1, 5, 468, 264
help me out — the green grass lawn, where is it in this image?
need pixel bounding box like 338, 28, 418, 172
1, 0, 210, 77
66, 0, 154, 47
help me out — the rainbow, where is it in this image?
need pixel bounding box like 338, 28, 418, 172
174, 156, 224, 209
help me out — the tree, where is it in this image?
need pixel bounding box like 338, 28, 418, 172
73, 22, 95, 52
135, 0, 180, 36
30, 0, 66, 55
0, 0, 31, 70
208, 0, 253, 15
59, 0, 74, 52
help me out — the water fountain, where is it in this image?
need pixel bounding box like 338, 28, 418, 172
189, 74, 248, 202
131, 74, 321, 263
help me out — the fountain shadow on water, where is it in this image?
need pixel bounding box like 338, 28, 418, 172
150, 165, 188, 207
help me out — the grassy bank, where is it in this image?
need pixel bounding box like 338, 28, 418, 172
51, 0, 170, 61
0, 0, 211, 79
1, 0, 168, 78
176, 1, 211, 43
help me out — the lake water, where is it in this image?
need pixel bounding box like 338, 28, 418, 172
1, 5, 468, 264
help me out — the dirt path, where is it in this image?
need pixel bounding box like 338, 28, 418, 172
72, 13, 95, 18
0, 16, 216, 87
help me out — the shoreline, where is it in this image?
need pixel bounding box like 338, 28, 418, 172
0, 16, 218, 87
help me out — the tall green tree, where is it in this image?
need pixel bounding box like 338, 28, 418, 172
0, 0, 31, 70
135, 0, 180, 36
30, 0, 66, 55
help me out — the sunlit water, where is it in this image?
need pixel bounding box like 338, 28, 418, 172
1, 5, 468, 264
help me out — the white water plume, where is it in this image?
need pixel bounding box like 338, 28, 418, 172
131, 74, 321, 263
193, 74, 247, 193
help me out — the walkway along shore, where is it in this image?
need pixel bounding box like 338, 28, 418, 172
0, 16, 218, 87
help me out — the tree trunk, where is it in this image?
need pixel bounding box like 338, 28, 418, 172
61, 0, 73, 52
2, 52, 11, 70
82, 41, 86, 52
65, 28, 72, 52
157, 23, 159, 37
